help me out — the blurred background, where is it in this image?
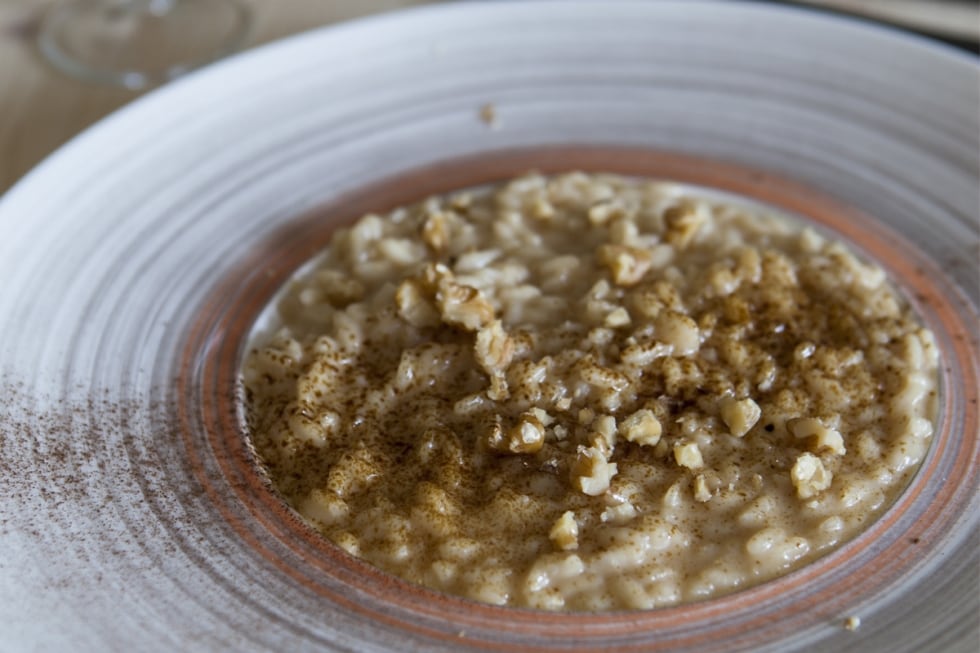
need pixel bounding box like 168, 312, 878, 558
1, 0, 977, 195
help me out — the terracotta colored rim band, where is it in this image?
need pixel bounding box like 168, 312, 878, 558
176, 147, 978, 650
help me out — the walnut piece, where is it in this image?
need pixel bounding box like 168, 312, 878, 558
620, 409, 662, 446
596, 244, 652, 286
486, 412, 545, 454
474, 320, 514, 375
655, 310, 700, 356
663, 200, 707, 249
791, 452, 833, 499
570, 445, 618, 495
788, 418, 846, 456
437, 280, 495, 331
422, 210, 450, 252
395, 279, 440, 328
720, 397, 762, 437
673, 441, 704, 470
549, 511, 579, 550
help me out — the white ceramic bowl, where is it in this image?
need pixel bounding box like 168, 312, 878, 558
0, 2, 976, 651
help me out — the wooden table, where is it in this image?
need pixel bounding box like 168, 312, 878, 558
0, 0, 433, 195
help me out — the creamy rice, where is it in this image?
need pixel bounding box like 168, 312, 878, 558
242, 172, 938, 611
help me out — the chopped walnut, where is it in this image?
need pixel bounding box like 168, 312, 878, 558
486, 411, 545, 454
788, 418, 846, 456
663, 200, 707, 249
655, 310, 700, 356
791, 452, 833, 498
570, 445, 618, 495
620, 409, 662, 446
604, 307, 631, 328
587, 200, 626, 226
531, 407, 555, 426
474, 320, 514, 375
600, 501, 637, 524
736, 246, 762, 283
719, 397, 761, 437
596, 244, 653, 286
530, 196, 555, 220
549, 510, 579, 550
422, 210, 451, 252
590, 415, 618, 455
510, 414, 546, 453
420, 261, 451, 287
673, 440, 704, 470
395, 279, 440, 328
437, 280, 495, 331
693, 474, 712, 502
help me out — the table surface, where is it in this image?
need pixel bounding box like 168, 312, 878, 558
0, 0, 433, 196
0, 0, 975, 197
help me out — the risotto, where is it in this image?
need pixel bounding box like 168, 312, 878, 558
242, 172, 938, 611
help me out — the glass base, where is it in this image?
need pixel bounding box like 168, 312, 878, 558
38, 0, 252, 89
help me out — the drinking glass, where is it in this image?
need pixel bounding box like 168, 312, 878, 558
38, 0, 252, 89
